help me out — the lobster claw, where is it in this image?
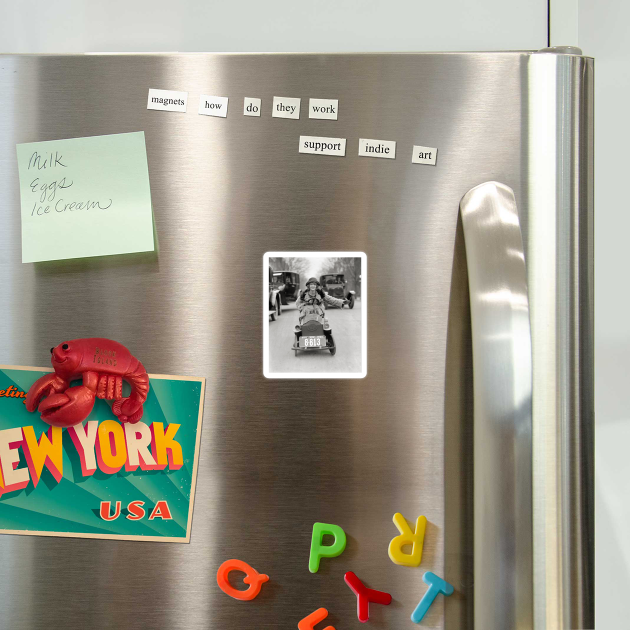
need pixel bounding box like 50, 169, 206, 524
37, 386, 96, 428
25, 373, 67, 413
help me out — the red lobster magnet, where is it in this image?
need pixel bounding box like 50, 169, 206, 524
26, 338, 149, 428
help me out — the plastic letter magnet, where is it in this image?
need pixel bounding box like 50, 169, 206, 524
309, 522, 347, 573
388, 512, 427, 567
344, 571, 392, 622
298, 607, 335, 630
410, 571, 454, 623
216, 559, 269, 601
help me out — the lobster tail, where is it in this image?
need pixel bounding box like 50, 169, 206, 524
126, 358, 150, 403
112, 358, 150, 424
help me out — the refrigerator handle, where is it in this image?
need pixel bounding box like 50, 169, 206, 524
459, 182, 533, 629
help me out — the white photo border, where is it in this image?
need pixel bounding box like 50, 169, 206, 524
263, 251, 367, 379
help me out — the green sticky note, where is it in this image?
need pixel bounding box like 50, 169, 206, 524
16, 132, 154, 263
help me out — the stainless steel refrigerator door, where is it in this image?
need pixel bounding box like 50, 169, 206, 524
0, 52, 593, 629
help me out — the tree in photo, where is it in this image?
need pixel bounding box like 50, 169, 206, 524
269, 257, 310, 276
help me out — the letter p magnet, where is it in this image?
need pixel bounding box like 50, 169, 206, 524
309, 522, 347, 573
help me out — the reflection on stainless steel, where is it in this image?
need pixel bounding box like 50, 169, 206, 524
460, 182, 533, 630
0, 52, 593, 629
527, 52, 594, 630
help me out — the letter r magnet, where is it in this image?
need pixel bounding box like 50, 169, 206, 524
388, 512, 427, 566
309, 522, 346, 573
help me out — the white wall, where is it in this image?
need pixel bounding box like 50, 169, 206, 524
577, 1, 629, 627
0, 0, 546, 53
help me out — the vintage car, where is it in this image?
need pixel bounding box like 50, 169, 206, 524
272, 271, 300, 305
268, 266, 283, 321
319, 274, 356, 308
292, 305, 336, 356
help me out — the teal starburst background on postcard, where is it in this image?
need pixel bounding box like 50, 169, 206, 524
0, 367, 203, 541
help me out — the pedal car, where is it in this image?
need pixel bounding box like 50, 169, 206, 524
292, 305, 336, 356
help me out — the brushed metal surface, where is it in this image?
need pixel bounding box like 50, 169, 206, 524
460, 182, 533, 630
527, 52, 595, 629
0, 52, 593, 629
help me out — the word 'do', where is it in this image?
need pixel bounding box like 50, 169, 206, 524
244, 97, 262, 117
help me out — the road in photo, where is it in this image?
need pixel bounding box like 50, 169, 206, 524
269, 300, 362, 374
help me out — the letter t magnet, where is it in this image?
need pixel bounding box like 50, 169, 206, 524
388, 512, 427, 566
411, 572, 454, 624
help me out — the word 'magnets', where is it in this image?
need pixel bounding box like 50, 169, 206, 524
151, 97, 185, 107
147, 89, 188, 112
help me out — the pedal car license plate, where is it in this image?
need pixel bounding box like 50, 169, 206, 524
300, 335, 326, 348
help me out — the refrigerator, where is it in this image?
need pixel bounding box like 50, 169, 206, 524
0, 50, 593, 629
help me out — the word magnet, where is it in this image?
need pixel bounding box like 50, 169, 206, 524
411, 145, 438, 165
358, 138, 396, 159
244, 97, 261, 116
299, 136, 346, 157
147, 88, 187, 112
309, 522, 346, 573
216, 559, 269, 601
308, 98, 338, 120
344, 571, 392, 622
198, 95, 228, 118
411, 572, 454, 624
272, 96, 300, 119
388, 512, 427, 566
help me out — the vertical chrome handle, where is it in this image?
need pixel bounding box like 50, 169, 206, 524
460, 181, 533, 629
